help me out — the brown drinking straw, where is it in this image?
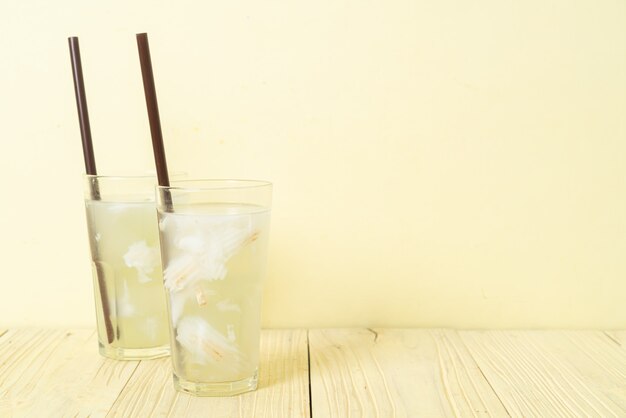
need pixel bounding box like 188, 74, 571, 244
136, 34, 172, 211
68, 36, 114, 344
68, 37, 97, 178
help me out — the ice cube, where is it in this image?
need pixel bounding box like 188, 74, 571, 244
123, 240, 160, 283
164, 214, 257, 292
176, 316, 244, 368
169, 291, 187, 326
117, 281, 135, 317
164, 254, 203, 291
177, 235, 207, 254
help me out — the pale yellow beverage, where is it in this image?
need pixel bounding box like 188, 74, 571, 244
85, 200, 170, 359
158, 203, 270, 395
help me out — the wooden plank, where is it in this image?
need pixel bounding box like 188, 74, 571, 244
460, 331, 626, 417
550, 331, 626, 411
105, 357, 171, 417
107, 329, 310, 417
0, 329, 138, 417
308, 328, 508, 417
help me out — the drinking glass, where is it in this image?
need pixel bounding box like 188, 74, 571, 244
156, 179, 272, 396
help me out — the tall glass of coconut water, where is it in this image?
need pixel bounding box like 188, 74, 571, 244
84, 175, 170, 360
156, 180, 272, 396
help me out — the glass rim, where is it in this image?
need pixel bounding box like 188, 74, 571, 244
157, 179, 272, 192
84, 174, 158, 180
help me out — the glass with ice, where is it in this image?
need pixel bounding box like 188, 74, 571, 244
156, 180, 272, 396
84, 175, 170, 360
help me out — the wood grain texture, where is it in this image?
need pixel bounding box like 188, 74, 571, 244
0, 329, 138, 418
605, 330, 626, 347
308, 328, 508, 417
460, 331, 626, 417
3, 328, 626, 417
107, 329, 310, 417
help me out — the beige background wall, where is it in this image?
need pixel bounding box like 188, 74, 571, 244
0, 0, 624, 328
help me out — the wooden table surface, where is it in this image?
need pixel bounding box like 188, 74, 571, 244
1, 328, 625, 417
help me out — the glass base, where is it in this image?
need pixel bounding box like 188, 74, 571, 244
99, 342, 170, 360
174, 370, 258, 397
